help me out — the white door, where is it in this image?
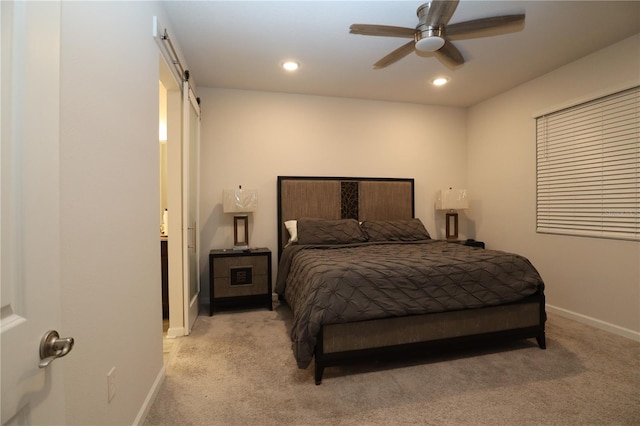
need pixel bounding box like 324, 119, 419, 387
1, 1, 71, 424
182, 81, 200, 334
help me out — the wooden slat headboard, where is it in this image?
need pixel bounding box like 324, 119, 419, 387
277, 176, 414, 258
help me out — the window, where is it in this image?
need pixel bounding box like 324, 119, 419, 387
536, 86, 639, 241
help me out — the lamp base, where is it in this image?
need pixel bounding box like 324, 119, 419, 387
445, 212, 459, 241
233, 215, 250, 249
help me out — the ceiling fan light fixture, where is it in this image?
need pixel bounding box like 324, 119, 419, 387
415, 35, 445, 52
350, 1, 525, 69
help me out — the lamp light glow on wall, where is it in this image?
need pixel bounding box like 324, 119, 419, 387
223, 186, 258, 250
435, 188, 469, 241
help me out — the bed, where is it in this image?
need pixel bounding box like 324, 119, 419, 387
275, 176, 546, 384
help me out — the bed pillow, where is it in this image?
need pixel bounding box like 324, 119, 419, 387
296, 218, 368, 245
361, 218, 431, 242
284, 220, 298, 244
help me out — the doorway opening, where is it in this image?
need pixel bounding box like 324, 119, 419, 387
155, 19, 201, 363
158, 55, 185, 349
158, 79, 173, 363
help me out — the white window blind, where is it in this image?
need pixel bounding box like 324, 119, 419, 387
536, 86, 639, 241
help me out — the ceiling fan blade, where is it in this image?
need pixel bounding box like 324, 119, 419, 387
446, 14, 525, 38
373, 40, 416, 69
350, 24, 416, 39
434, 40, 464, 68
423, 0, 459, 26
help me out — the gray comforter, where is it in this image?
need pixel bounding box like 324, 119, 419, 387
276, 240, 544, 368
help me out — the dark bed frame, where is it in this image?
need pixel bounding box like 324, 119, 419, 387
277, 176, 546, 384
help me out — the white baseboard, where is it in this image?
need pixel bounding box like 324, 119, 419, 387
166, 326, 185, 338
546, 304, 640, 342
132, 365, 166, 426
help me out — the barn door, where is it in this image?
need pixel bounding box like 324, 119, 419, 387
182, 80, 200, 334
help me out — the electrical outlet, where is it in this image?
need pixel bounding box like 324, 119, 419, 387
107, 367, 116, 402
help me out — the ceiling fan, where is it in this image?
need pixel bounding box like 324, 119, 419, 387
350, 0, 525, 69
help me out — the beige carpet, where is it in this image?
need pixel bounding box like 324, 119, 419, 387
144, 300, 639, 425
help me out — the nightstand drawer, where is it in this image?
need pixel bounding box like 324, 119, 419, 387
213, 271, 268, 298
212, 256, 268, 279
209, 248, 272, 315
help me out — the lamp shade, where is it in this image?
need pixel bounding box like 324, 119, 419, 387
435, 188, 469, 210
223, 188, 258, 213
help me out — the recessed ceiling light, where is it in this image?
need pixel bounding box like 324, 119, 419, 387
282, 61, 300, 71
432, 77, 449, 86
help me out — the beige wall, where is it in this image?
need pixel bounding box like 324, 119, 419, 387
467, 34, 640, 337
198, 89, 468, 295
58, 1, 173, 423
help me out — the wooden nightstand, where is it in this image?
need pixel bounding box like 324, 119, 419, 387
209, 248, 272, 315
448, 239, 485, 249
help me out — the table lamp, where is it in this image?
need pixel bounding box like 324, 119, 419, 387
435, 188, 469, 241
223, 186, 258, 250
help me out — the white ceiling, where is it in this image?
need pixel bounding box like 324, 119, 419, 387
162, 1, 640, 107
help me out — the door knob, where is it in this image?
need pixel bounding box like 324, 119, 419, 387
39, 330, 74, 368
